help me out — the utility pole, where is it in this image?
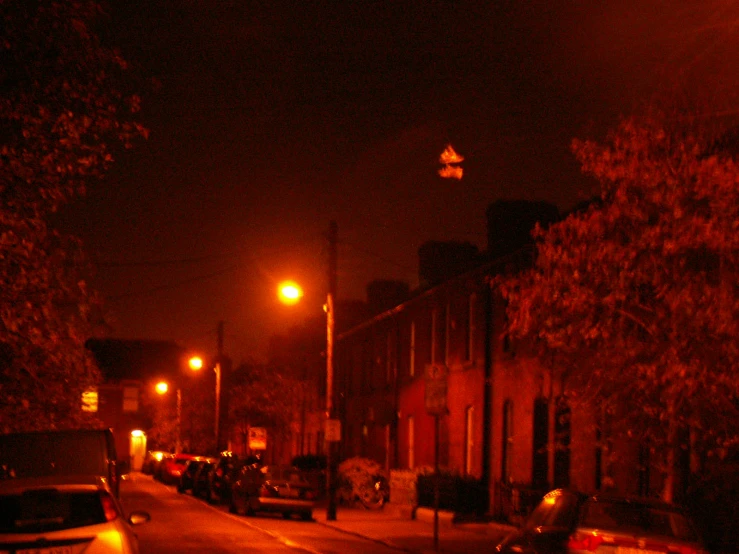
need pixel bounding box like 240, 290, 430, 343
215, 320, 224, 453
326, 220, 338, 521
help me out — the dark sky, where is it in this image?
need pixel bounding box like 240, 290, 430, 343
55, 0, 739, 363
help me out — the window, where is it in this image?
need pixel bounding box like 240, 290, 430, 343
444, 302, 450, 365
408, 415, 415, 469
465, 294, 476, 362
409, 321, 416, 377
384, 424, 391, 470
502, 399, 513, 482
464, 405, 474, 475
554, 397, 571, 488
430, 309, 437, 364
386, 332, 393, 385
81, 389, 98, 412
532, 397, 549, 489
123, 386, 139, 413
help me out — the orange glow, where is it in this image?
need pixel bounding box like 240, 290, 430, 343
439, 144, 464, 164
188, 356, 204, 371
278, 280, 304, 305
155, 381, 169, 395
438, 144, 464, 179
438, 165, 464, 179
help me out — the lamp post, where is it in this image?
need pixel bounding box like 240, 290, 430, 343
277, 220, 338, 520
325, 220, 338, 521
155, 381, 182, 454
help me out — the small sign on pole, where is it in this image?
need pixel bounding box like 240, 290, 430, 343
248, 427, 267, 450
425, 364, 449, 415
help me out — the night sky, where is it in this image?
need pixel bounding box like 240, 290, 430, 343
53, 0, 739, 363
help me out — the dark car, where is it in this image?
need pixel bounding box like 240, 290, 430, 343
0, 428, 124, 498
495, 489, 707, 554
177, 458, 212, 494
229, 464, 317, 521
206, 454, 245, 505
192, 460, 216, 499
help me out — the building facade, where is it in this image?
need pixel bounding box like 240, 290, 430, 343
331, 252, 669, 518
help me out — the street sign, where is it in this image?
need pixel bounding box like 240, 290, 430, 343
425, 364, 449, 415
325, 418, 341, 442
248, 427, 267, 450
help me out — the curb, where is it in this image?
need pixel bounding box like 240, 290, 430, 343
414, 507, 455, 526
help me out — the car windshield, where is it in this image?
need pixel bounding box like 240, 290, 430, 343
580, 499, 699, 541
0, 490, 109, 533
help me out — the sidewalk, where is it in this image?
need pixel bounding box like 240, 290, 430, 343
312, 502, 517, 554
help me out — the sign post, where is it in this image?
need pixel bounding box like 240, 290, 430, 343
425, 364, 448, 553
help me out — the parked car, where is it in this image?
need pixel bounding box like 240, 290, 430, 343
177, 458, 213, 494
141, 450, 168, 475
229, 464, 318, 521
158, 453, 197, 485
206, 453, 245, 505
192, 460, 217, 499
0, 474, 150, 554
495, 488, 708, 554
0, 428, 124, 498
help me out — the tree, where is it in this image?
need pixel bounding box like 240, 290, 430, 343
228, 362, 308, 450
0, 0, 146, 430
499, 112, 739, 500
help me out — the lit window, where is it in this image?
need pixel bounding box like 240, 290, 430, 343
465, 405, 474, 475
408, 415, 415, 469
82, 389, 98, 412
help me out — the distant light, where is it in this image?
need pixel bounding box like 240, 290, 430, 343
188, 356, 204, 371
278, 280, 304, 305
155, 381, 169, 395
438, 165, 463, 179
131, 429, 145, 437
438, 144, 464, 179
439, 144, 464, 165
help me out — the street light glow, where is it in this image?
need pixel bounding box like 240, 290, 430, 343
155, 381, 168, 395
188, 356, 204, 371
278, 280, 304, 305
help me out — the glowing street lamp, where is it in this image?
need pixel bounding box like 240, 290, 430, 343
188, 356, 203, 371
278, 280, 304, 305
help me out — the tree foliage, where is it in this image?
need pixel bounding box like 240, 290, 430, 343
499, 113, 739, 460
0, 0, 145, 430
229, 362, 309, 441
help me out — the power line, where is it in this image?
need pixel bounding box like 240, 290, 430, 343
106, 264, 240, 301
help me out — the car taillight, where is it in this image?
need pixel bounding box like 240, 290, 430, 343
567, 533, 604, 552
100, 492, 120, 522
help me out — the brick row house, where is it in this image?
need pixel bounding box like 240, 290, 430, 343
303, 200, 691, 519
331, 250, 676, 517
